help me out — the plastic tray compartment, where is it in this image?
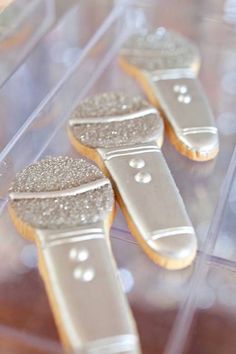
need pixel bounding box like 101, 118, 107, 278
1, 0, 236, 353
165, 147, 236, 354
0, 0, 118, 185
0, 1, 135, 353
0, 0, 54, 87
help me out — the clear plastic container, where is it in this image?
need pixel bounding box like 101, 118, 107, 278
165, 147, 236, 354
0, 0, 117, 193
0, 0, 55, 87
1, 0, 236, 353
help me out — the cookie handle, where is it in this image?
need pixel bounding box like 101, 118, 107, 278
36, 225, 141, 354
142, 72, 219, 160
98, 143, 197, 269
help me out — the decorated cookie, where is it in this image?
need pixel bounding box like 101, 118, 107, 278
68, 93, 197, 270
120, 29, 219, 161
8, 156, 141, 354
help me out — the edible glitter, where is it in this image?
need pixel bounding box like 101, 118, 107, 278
69, 92, 163, 148
9, 156, 103, 193
120, 29, 199, 71
70, 92, 150, 118
9, 156, 113, 229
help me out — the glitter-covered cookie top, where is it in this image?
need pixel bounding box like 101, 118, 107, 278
120, 28, 200, 71
9, 156, 113, 229
69, 92, 163, 148
71, 92, 150, 118
9, 156, 103, 193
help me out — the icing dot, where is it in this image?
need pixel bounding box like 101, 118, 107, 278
173, 84, 181, 92
73, 266, 83, 279
134, 172, 152, 183
129, 158, 145, 169
183, 95, 191, 103
77, 249, 89, 262
82, 268, 95, 282
179, 85, 187, 94
177, 94, 184, 102
69, 248, 78, 260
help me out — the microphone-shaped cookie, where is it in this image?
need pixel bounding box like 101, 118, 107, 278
8, 156, 141, 354
68, 92, 197, 270
119, 28, 219, 161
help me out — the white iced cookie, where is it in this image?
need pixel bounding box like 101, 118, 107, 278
8, 156, 141, 354
68, 92, 197, 270
120, 28, 219, 161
